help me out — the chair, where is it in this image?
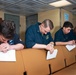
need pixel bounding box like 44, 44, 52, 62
21, 48, 50, 75
0, 50, 25, 75
72, 48, 76, 62
49, 46, 65, 73
61, 46, 75, 66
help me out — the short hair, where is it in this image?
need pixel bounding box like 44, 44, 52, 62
42, 19, 54, 29
0, 20, 15, 39
63, 21, 73, 28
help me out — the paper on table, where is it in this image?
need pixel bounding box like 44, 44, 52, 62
66, 45, 76, 51
0, 50, 16, 61
46, 49, 58, 60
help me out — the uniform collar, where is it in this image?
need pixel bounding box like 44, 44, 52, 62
36, 22, 41, 33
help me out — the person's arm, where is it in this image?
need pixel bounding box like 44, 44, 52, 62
25, 27, 36, 48
55, 40, 75, 45
9, 43, 24, 50
33, 43, 54, 53
0, 43, 24, 53
55, 42, 68, 45
11, 34, 24, 50
32, 43, 46, 49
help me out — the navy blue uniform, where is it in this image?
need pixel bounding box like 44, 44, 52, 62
25, 23, 53, 48
54, 28, 74, 42
73, 32, 76, 40
75, 35, 76, 40
8, 34, 24, 45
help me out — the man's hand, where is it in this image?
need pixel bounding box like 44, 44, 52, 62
46, 43, 54, 54
67, 40, 75, 45
0, 43, 10, 53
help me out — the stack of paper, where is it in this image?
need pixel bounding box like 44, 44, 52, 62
66, 45, 76, 51
0, 50, 16, 61
46, 49, 58, 60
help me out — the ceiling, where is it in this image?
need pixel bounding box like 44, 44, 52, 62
0, 0, 76, 16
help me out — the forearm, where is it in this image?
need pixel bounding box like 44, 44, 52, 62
0, 45, 4, 52
32, 43, 54, 53
32, 43, 47, 49
55, 40, 75, 45
9, 44, 24, 50
55, 42, 68, 45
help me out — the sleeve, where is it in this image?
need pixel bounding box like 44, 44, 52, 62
49, 33, 54, 42
54, 31, 62, 42
68, 30, 75, 40
25, 27, 36, 48
13, 34, 24, 45
74, 35, 76, 40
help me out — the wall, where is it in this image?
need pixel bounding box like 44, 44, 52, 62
0, 11, 4, 20
38, 8, 75, 38
38, 9, 60, 38
61, 9, 73, 27
73, 15, 76, 27
0, 11, 26, 41
20, 16, 26, 41
0, 9, 75, 41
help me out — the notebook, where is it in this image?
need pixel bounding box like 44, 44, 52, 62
46, 49, 58, 60
0, 50, 16, 61
66, 45, 76, 51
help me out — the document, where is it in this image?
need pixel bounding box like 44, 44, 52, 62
0, 50, 16, 61
46, 49, 58, 60
66, 45, 76, 51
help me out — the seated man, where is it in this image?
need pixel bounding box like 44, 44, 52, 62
25, 19, 54, 53
0, 20, 24, 53
54, 21, 75, 45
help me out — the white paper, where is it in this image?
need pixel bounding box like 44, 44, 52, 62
46, 49, 58, 60
0, 50, 16, 61
66, 45, 76, 51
